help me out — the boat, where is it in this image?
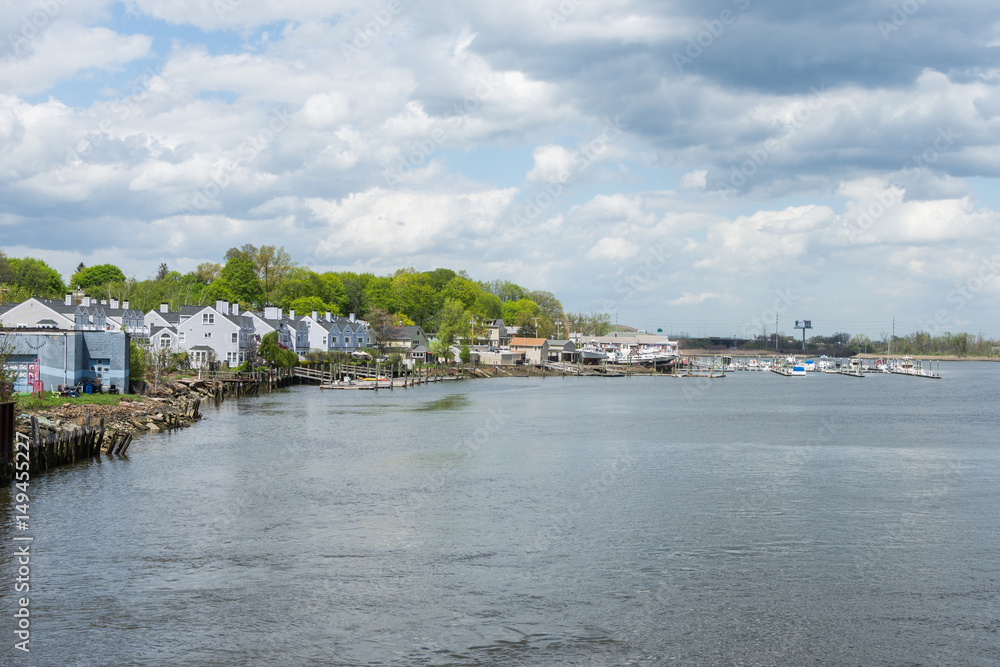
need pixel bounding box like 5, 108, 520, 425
790, 365, 807, 376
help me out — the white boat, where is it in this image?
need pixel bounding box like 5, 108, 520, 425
790, 365, 807, 376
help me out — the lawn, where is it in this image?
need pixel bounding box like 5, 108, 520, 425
13, 392, 143, 412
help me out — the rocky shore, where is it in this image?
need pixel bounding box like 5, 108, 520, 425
16, 378, 220, 440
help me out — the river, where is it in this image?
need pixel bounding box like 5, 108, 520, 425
2, 363, 999, 665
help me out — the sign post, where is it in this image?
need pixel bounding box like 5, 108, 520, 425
794, 320, 812, 351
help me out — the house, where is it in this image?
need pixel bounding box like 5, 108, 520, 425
146, 301, 255, 368
294, 311, 373, 355
383, 325, 429, 358
509, 337, 549, 365
245, 306, 298, 351
487, 319, 511, 347
0, 295, 146, 337
3, 328, 130, 392
546, 339, 577, 363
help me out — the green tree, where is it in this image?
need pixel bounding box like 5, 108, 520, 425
437, 297, 471, 344
288, 296, 330, 316
156, 263, 169, 281
70, 263, 126, 290
257, 331, 298, 367
219, 255, 264, 306
364, 276, 398, 315
526, 290, 563, 321
129, 339, 147, 385
501, 298, 540, 325
428, 337, 451, 363
459, 344, 471, 365
393, 270, 436, 326
9, 257, 65, 297
0, 331, 19, 402
442, 276, 481, 310
253, 245, 292, 296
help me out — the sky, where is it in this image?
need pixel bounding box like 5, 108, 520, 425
2, 0, 1000, 340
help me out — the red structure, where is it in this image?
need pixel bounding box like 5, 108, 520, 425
26, 359, 44, 398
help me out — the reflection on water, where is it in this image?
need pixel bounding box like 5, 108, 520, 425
2, 364, 1000, 665
413, 394, 471, 412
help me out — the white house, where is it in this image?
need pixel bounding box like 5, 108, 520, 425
295, 311, 374, 355
145, 301, 255, 368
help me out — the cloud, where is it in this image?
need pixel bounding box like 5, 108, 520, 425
585, 237, 641, 262
2, 0, 1000, 335
667, 292, 736, 307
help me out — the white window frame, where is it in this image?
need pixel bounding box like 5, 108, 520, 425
203, 313, 215, 325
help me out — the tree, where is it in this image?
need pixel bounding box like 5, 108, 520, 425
0, 331, 19, 402
365, 307, 398, 350
225, 243, 258, 262
514, 311, 538, 338
219, 255, 264, 306
129, 339, 147, 386
484, 279, 527, 303
501, 298, 540, 325
253, 245, 292, 296
393, 270, 436, 326
0, 252, 13, 286
437, 298, 470, 344
257, 331, 297, 367
288, 296, 330, 316
337, 272, 371, 316
526, 290, 563, 321
459, 344, 471, 365
156, 263, 169, 281
70, 263, 126, 290
76, 262, 86, 273
428, 337, 452, 363
195, 262, 221, 283
9, 257, 66, 297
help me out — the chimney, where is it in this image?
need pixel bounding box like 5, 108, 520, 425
232, 303, 239, 316
264, 306, 278, 320
216, 300, 226, 313
349, 312, 355, 323
122, 300, 130, 310
83, 296, 92, 307
312, 310, 319, 321
289, 309, 295, 320
160, 303, 169, 313
325, 311, 332, 322
65, 293, 73, 306
110, 298, 119, 309
101, 299, 108, 305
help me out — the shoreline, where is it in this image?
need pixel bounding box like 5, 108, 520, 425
677, 349, 999, 362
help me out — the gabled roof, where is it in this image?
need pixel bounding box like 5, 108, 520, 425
510, 337, 548, 346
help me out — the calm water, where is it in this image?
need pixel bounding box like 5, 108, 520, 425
2, 364, 999, 665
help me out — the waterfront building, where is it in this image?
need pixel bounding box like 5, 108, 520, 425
509, 337, 550, 365
3, 328, 130, 393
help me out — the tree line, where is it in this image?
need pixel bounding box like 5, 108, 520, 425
0, 246, 601, 346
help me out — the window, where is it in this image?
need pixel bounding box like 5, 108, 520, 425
322, 336, 327, 345
203, 313, 214, 325
227, 352, 238, 365
179, 332, 186, 343
231, 333, 238, 344
204, 332, 212, 338
345, 337, 351, 346
160, 333, 171, 348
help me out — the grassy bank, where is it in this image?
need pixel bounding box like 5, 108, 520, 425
13, 392, 143, 413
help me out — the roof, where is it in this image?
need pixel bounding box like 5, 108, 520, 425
510, 337, 548, 346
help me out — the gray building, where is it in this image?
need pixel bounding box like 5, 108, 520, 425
5, 328, 130, 392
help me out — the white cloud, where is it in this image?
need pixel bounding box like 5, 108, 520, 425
680, 170, 707, 189
585, 237, 641, 262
